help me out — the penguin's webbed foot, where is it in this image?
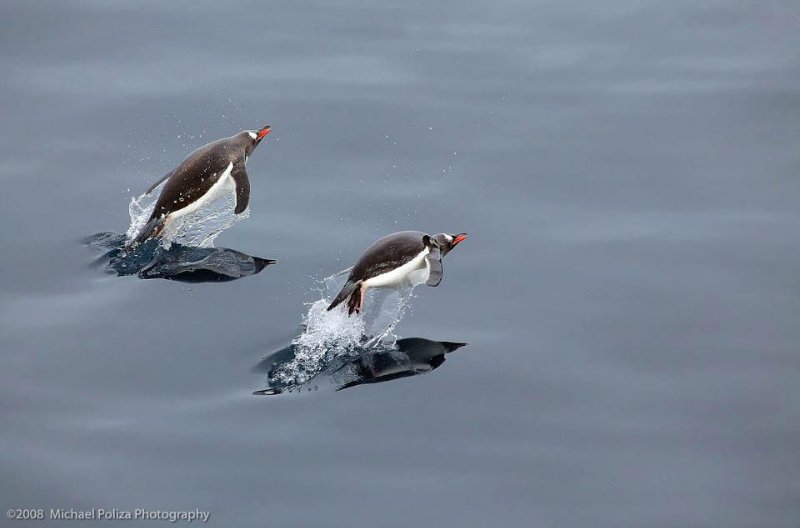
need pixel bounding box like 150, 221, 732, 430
345, 285, 365, 316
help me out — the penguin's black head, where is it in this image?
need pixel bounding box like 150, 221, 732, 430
241, 125, 271, 158
432, 232, 467, 257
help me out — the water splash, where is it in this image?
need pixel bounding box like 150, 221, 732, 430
268, 273, 416, 387
125, 180, 248, 248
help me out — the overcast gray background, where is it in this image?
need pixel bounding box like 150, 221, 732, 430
1, 1, 799, 526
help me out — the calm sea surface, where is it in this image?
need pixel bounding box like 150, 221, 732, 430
1, 1, 799, 526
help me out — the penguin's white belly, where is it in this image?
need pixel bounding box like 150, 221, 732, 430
364, 247, 430, 288
167, 162, 235, 221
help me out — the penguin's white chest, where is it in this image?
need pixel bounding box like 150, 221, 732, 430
364, 247, 430, 289
167, 162, 236, 221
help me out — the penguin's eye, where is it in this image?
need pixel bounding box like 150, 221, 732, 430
247, 131, 257, 140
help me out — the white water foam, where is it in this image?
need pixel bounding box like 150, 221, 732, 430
125, 180, 249, 248
271, 273, 416, 387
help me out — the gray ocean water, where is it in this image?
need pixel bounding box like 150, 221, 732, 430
2, 1, 799, 526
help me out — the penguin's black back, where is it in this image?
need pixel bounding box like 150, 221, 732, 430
149, 138, 243, 221
347, 231, 427, 282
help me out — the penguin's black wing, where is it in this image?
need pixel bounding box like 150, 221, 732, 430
230, 160, 250, 214
425, 245, 443, 286
145, 169, 174, 194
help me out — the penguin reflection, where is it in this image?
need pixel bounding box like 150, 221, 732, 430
253, 338, 467, 395
86, 233, 274, 283
137, 245, 274, 283
331, 338, 467, 391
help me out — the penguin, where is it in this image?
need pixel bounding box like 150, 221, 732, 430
128, 125, 271, 246
327, 230, 467, 315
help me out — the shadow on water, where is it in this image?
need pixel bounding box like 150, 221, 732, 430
85, 232, 275, 283
253, 337, 468, 394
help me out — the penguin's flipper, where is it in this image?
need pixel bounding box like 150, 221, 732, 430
145, 170, 174, 194
425, 245, 443, 286
230, 161, 251, 214
327, 280, 362, 315
128, 215, 166, 247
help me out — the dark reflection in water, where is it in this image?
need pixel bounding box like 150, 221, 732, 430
85, 232, 275, 283
253, 337, 467, 395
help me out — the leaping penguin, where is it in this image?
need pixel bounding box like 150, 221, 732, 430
327, 230, 467, 315
128, 125, 271, 246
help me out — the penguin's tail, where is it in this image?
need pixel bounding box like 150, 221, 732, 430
127, 215, 166, 248
327, 280, 363, 315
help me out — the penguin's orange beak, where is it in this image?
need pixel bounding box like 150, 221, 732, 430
452, 233, 468, 246
257, 125, 271, 141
